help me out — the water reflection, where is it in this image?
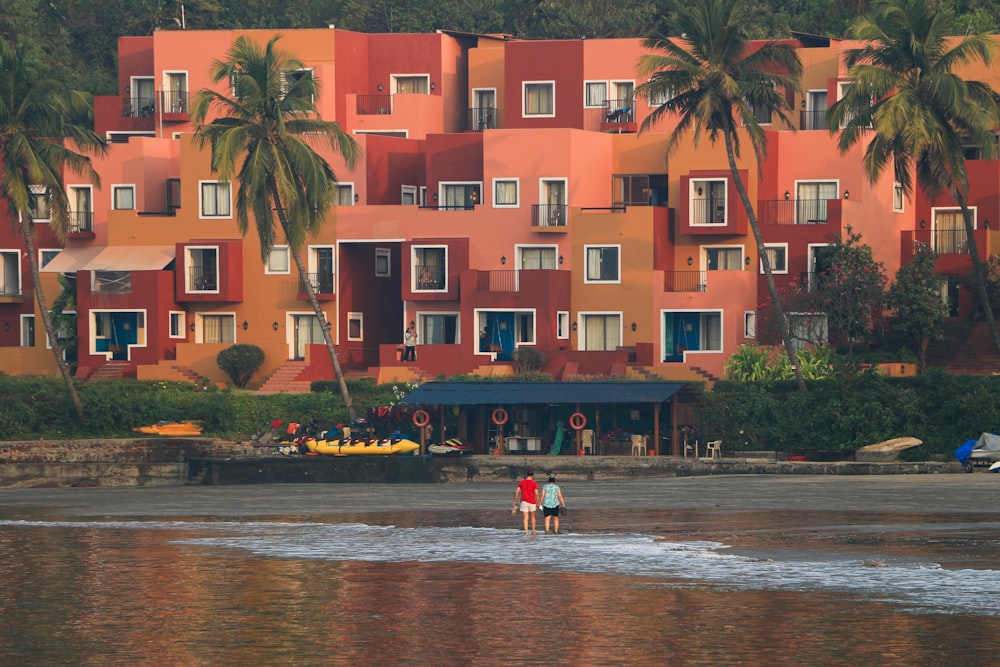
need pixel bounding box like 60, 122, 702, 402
2, 511, 1000, 666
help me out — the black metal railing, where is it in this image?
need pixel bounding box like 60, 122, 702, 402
357, 94, 393, 115
415, 264, 445, 290
122, 97, 156, 118
160, 90, 189, 114
531, 204, 568, 228
468, 107, 497, 131
300, 272, 335, 295
67, 210, 93, 233
933, 228, 969, 254
476, 269, 519, 292
664, 270, 707, 292
188, 267, 217, 291
800, 109, 829, 130
758, 198, 832, 225
690, 197, 726, 224
603, 98, 634, 123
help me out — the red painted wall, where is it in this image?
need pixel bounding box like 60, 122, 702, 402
505, 40, 584, 129
424, 133, 484, 195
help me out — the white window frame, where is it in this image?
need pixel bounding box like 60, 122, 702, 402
583, 244, 621, 284
419, 186, 427, 207
169, 311, 186, 338
185, 246, 220, 293
307, 245, 336, 294
439, 181, 482, 210
690, 178, 727, 226
39, 248, 60, 269
473, 308, 537, 355
610, 80, 635, 103
492, 177, 520, 208
930, 207, 975, 254
199, 180, 232, 219
515, 244, 558, 270
0, 249, 22, 297
162, 70, 189, 113
336, 182, 355, 206
522, 80, 555, 118
20, 313, 35, 347
47, 309, 76, 353
577, 312, 623, 351
418, 312, 461, 345
391, 74, 430, 94
28, 185, 51, 222
646, 80, 672, 107
111, 184, 136, 211
760, 244, 788, 274
805, 89, 828, 130
794, 179, 839, 225
584, 80, 607, 108
893, 182, 905, 213
194, 312, 237, 345
375, 248, 392, 277
347, 312, 364, 341
744, 311, 757, 339
557, 311, 569, 339
281, 67, 314, 102
661, 309, 725, 356
67, 184, 93, 231
703, 245, 745, 271
401, 185, 418, 205
413, 245, 448, 292
265, 246, 291, 275
837, 80, 872, 129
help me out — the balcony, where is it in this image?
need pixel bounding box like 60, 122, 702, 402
299, 272, 335, 301
93, 271, 132, 294
758, 198, 838, 226
468, 107, 498, 131
415, 264, 446, 291
664, 270, 707, 292
599, 98, 637, 133
122, 97, 156, 118
800, 109, 829, 131
475, 270, 519, 293
67, 210, 94, 237
357, 94, 393, 115
0, 279, 22, 302
691, 197, 727, 225
160, 90, 189, 120
531, 204, 568, 231
188, 266, 218, 292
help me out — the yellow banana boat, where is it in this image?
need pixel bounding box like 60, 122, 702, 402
305, 437, 420, 456
134, 420, 204, 436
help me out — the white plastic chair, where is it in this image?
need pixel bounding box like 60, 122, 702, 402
581, 429, 595, 455
631, 434, 647, 456
705, 440, 722, 459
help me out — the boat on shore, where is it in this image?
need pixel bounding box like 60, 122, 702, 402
305, 437, 420, 456
134, 420, 204, 437
428, 439, 473, 456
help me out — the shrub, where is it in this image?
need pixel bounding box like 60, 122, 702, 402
216, 344, 265, 387
513, 347, 547, 373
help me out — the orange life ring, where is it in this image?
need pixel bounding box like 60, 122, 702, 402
412, 410, 430, 427
569, 412, 586, 430
491, 408, 509, 426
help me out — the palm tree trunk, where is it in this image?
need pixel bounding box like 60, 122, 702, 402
723, 128, 808, 392
271, 190, 357, 421
955, 189, 1000, 353
21, 224, 84, 421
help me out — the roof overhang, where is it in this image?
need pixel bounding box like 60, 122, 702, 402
39, 247, 104, 273
401, 381, 687, 406
83, 245, 175, 271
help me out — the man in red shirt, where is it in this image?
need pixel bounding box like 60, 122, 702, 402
512, 470, 540, 535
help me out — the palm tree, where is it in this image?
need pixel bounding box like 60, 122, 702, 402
192, 36, 361, 419
636, 0, 808, 391
829, 0, 1000, 354
0, 39, 107, 421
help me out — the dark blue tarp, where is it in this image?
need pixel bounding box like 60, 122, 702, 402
955, 440, 977, 464
400, 381, 686, 406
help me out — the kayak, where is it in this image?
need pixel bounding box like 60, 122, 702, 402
134, 420, 204, 436
305, 437, 419, 456
428, 439, 473, 456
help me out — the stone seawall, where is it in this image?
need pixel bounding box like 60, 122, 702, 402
0, 439, 965, 488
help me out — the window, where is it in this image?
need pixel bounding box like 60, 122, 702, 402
0, 251, 20, 297
401, 185, 417, 205
281, 68, 314, 100
517, 246, 557, 270
200, 181, 231, 218
932, 209, 969, 255
691, 179, 726, 224
581, 313, 621, 351
493, 178, 519, 208
420, 313, 459, 344
163, 71, 188, 114
40, 249, 59, 269
392, 75, 430, 94
795, 181, 837, 224
67, 186, 93, 233
585, 245, 620, 283
29, 185, 50, 221
609, 81, 634, 116
266, 246, 290, 274
584, 81, 607, 108
419, 186, 427, 206
201, 314, 236, 344
805, 90, 828, 130
347, 312, 363, 341
441, 183, 481, 210
186, 247, 219, 292
169, 311, 185, 338
20, 314, 35, 347
93, 271, 132, 294
307, 246, 335, 294
375, 248, 391, 277
893, 183, 905, 213
790, 312, 828, 350
761, 245, 787, 273
523, 81, 555, 117
414, 246, 446, 290
663, 311, 722, 361
336, 183, 355, 206
613, 174, 668, 207
837, 80, 872, 129
557, 311, 569, 339
646, 81, 672, 106
112, 185, 136, 210
129, 77, 155, 117
744, 311, 757, 339
705, 247, 743, 271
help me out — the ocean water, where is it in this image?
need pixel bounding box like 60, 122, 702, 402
2, 499, 1000, 666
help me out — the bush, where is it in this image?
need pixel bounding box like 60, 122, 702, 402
216, 344, 265, 388
513, 347, 547, 373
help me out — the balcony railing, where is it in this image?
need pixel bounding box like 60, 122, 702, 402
476, 269, 519, 292
415, 264, 445, 290
93, 271, 132, 294
691, 198, 726, 224
931, 228, 970, 254
0, 280, 21, 297
664, 270, 707, 292
800, 109, 829, 131
160, 90, 189, 114
300, 272, 335, 295
357, 94, 393, 115
188, 267, 218, 291
67, 210, 93, 234
468, 107, 497, 131
122, 97, 156, 118
758, 198, 833, 225
531, 204, 567, 228
603, 98, 634, 124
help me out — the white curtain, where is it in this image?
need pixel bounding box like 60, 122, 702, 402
524, 83, 553, 114
495, 180, 517, 205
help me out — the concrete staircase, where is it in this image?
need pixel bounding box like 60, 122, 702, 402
86, 360, 133, 381
258, 360, 312, 394
627, 364, 718, 387
925, 321, 1000, 375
